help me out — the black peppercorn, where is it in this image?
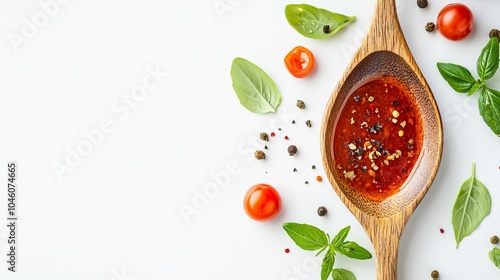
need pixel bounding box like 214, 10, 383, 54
491, 235, 499, 244
317, 206, 328, 216
254, 150, 266, 160
430, 270, 439, 279
323, 25, 330, 34
489, 29, 500, 40
417, 0, 428, 8
287, 145, 298, 156
425, 22, 436, 33
296, 100, 305, 109
305, 120, 312, 127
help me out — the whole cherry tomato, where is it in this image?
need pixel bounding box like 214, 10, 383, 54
243, 183, 282, 221
436, 3, 473, 41
284, 46, 315, 78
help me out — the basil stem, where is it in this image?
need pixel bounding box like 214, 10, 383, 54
285, 4, 355, 39
452, 163, 491, 248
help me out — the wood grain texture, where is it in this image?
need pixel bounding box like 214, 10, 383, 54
320, 0, 444, 279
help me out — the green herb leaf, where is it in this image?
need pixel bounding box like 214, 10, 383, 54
331, 226, 350, 248
437, 62, 477, 93
230, 57, 281, 114
467, 80, 485, 96
285, 4, 355, 39
489, 247, 500, 268
321, 247, 336, 280
478, 87, 500, 136
452, 163, 491, 248
331, 268, 356, 280
477, 37, 500, 80
336, 241, 372, 260
283, 222, 329, 251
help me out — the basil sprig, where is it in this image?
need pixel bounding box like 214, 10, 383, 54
283, 223, 371, 280
451, 163, 491, 248
285, 4, 355, 39
230, 57, 282, 114
437, 37, 500, 136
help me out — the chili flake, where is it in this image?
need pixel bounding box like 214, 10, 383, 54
270, 132, 276, 137
284, 135, 289, 140
439, 228, 444, 234
284, 248, 290, 253
316, 175, 323, 182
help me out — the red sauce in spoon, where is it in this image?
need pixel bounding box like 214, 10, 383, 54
333, 77, 423, 201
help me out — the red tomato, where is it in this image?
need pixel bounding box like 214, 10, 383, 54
243, 183, 282, 221
436, 3, 473, 41
284, 46, 315, 78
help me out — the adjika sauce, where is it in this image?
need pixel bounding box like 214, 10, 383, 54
333, 77, 423, 201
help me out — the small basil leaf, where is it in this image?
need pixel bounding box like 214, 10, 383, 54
331, 226, 350, 248
452, 163, 492, 248
478, 87, 500, 136
477, 37, 500, 80
489, 247, 500, 268
230, 57, 281, 114
336, 241, 372, 260
283, 223, 329, 251
320, 247, 336, 280
467, 80, 484, 96
331, 268, 356, 280
437, 62, 477, 93
285, 4, 355, 39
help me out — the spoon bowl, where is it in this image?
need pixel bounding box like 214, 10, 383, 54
320, 0, 443, 279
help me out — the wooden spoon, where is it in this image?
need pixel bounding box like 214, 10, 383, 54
320, 0, 443, 279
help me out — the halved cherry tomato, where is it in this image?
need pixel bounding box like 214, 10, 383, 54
436, 3, 473, 41
243, 183, 282, 221
284, 46, 315, 78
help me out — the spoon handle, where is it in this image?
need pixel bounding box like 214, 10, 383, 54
367, 0, 406, 54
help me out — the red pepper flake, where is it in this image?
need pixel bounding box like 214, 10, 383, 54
316, 175, 323, 182
270, 132, 276, 137
440, 228, 444, 234
284, 248, 290, 253
284, 135, 289, 140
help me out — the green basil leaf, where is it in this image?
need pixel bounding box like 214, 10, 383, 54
467, 80, 484, 96
437, 62, 477, 93
321, 247, 336, 280
230, 57, 281, 114
331, 268, 356, 280
331, 226, 350, 248
478, 87, 500, 136
285, 4, 355, 39
489, 247, 500, 268
336, 241, 372, 260
283, 222, 329, 251
452, 163, 491, 248
477, 37, 500, 80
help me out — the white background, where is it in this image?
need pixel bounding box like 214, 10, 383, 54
0, 0, 499, 279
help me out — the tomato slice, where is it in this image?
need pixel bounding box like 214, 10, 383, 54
284, 46, 315, 78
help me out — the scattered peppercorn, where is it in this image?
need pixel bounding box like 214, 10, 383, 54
305, 181, 309, 184
293, 168, 297, 172
489, 29, 500, 40
491, 235, 499, 244
278, 128, 282, 131
284, 248, 290, 253
292, 120, 296, 124
264, 145, 268, 149
323, 25, 330, 34
288, 145, 298, 156
316, 175, 323, 182
317, 206, 328, 216
259, 132, 269, 141
430, 270, 439, 279
439, 228, 444, 234
312, 165, 316, 169
305, 120, 312, 127
425, 22, 436, 33
254, 150, 266, 160
296, 100, 305, 109
417, 0, 428, 8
